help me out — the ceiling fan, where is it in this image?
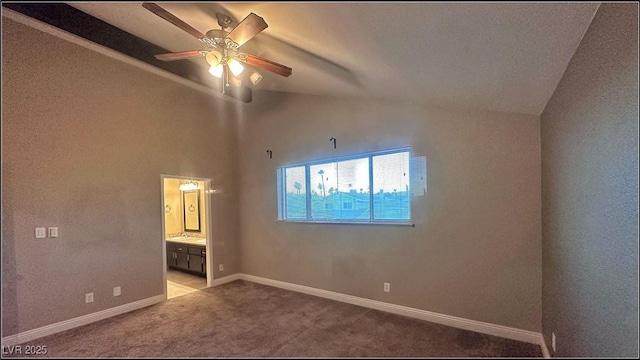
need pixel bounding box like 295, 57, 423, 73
141, 2, 292, 97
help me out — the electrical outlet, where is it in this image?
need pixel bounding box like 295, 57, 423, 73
552, 332, 556, 352
218, 264, 224, 272
85, 292, 94, 303
113, 286, 121, 297
383, 282, 390, 293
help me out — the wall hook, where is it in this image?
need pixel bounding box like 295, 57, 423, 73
330, 137, 337, 149
266, 150, 272, 159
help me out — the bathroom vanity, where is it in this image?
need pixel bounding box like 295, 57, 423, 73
166, 238, 206, 277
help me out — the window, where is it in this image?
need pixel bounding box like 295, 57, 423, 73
277, 148, 411, 224
284, 166, 306, 219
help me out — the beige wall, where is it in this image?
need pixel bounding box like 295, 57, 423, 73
163, 178, 207, 237
541, 3, 638, 357
236, 91, 542, 331
2, 18, 240, 335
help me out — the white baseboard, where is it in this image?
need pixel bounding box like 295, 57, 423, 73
540, 334, 551, 358
1, 295, 164, 347
1, 274, 241, 347
239, 274, 543, 346
2, 273, 545, 355
1, 273, 240, 347
210, 273, 242, 287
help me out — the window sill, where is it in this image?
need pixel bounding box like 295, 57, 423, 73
276, 220, 415, 227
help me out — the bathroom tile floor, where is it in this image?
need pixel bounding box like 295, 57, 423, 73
167, 269, 207, 299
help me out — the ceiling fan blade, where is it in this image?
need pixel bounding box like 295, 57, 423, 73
227, 13, 268, 48
241, 54, 292, 77
154, 50, 205, 62
142, 2, 205, 40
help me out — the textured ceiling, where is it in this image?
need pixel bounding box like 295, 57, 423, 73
67, 2, 599, 114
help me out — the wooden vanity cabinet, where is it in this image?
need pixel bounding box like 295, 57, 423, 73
166, 241, 206, 277
167, 242, 177, 267
187, 247, 203, 273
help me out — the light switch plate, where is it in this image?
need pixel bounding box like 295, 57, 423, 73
35, 227, 46, 239
48, 227, 58, 238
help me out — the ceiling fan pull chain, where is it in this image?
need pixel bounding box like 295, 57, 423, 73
221, 64, 226, 95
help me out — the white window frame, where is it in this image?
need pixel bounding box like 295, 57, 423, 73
277, 147, 414, 226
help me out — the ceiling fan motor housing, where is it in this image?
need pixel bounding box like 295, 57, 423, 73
205, 29, 229, 42
203, 29, 231, 49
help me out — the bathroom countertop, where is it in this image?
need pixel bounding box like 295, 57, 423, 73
166, 237, 206, 246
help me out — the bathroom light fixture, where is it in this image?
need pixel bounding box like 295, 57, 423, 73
179, 181, 198, 191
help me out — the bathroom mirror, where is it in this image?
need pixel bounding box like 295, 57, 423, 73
182, 190, 200, 232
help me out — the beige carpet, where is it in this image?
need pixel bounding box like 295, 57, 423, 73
15, 280, 542, 357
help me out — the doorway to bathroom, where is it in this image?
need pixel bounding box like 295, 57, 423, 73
160, 175, 213, 299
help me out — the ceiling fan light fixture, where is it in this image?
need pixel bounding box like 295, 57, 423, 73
228, 58, 244, 76
143, 3, 293, 101
209, 64, 224, 78
205, 50, 222, 66
249, 71, 263, 85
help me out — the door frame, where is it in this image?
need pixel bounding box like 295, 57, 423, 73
160, 174, 214, 299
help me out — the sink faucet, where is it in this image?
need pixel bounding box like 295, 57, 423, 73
181, 233, 189, 238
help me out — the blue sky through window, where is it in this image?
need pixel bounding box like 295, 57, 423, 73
280, 149, 411, 223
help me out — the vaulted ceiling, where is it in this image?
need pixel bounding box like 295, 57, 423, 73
4, 2, 599, 114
